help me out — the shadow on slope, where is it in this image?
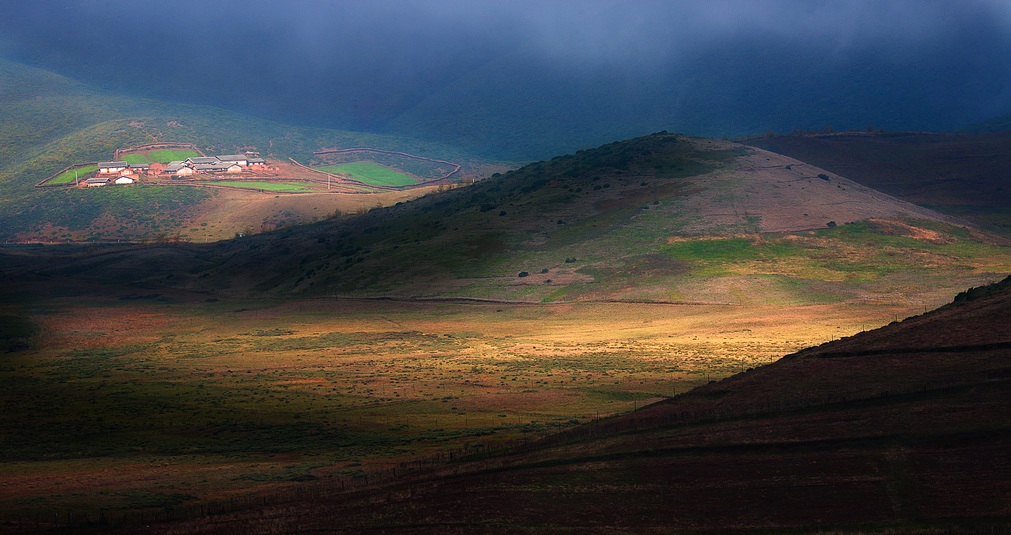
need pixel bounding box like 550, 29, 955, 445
4, 132, 1008, 309
144, 276, 1011, 533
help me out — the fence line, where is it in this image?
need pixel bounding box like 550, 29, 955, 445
35, 162, 99, 188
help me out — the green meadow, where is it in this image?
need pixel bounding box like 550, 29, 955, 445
147, 149, 200, 163
122, 153, 151, 164
49, 164, 98, 184
315, 162, 418, 187
209, 181, 314, 192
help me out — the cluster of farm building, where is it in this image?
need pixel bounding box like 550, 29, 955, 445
85, 151, 266, 186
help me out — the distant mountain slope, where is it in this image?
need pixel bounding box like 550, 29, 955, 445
139, 278, 1011, 533
963, 112, 1011, 134
746, 132, 1011, 236
0, 59, 501, 242
9, 133, 1008, 309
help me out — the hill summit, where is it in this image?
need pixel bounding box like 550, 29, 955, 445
8, 132, 1007, 308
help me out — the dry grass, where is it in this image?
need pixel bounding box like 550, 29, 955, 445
0, 294, 913, 514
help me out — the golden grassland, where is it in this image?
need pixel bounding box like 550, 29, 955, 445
0, 294, 919, 514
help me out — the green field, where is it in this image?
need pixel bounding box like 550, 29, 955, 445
49, 164, 98, 184
147, 149, 200, 163
122, 153, 151, 164
210, 180, 313, 192
316, 162, 418, 187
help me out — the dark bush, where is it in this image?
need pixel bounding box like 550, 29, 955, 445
518, 271, 529, 278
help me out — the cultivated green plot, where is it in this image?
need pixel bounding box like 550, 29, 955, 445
49, 164, 98, 184
147, 149, 200, 163
316, 162, 418, 187
209, 181, 313, 192
122, 153, 151, 164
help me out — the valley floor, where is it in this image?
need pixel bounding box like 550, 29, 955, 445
0, 292, 916, 523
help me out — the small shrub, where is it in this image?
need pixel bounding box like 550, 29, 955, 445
817, 173, 830, 181
518, 271, 529, 278
827, 221, 837, 227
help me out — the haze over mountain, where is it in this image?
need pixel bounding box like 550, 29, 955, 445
1, 3, 1009, 531
2, 0, 1010, 159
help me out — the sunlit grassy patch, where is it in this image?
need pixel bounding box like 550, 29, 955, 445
316, 162, 418, 187
660, 221, 1011, 282
147, 149, 200, 163
209, 181, 313, 192
49, 164, 98, 184
0, 296, 884, 514
122, 153, 151, 164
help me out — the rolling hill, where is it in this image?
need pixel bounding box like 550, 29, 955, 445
0, 59, 504, 243
746, 132, 1011, 236
131, 276, 1011, 534
9, 132, 1006, 312
1, 131, 1008, 529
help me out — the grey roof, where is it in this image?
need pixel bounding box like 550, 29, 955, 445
187, 157, 220, 165
194, 163, 234, 171
164, 162, 186, 172
129, 163, 151, 169
248, 157, 266, 164
86, 177, 110, 184
98, 161, 128, 168
217, 154, 248, 162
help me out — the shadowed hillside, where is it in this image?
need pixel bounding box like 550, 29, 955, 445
137, 276, 1011, 534
6, 132, 1007, 311
1, 131, 1008, 534
746, 132, 1011, 236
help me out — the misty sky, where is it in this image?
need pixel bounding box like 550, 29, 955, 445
1, 0, 1009, 158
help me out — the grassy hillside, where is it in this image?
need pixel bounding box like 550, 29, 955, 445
197, 135, 1010, 306
1, 132, 1007, 526
746, 132, 1011, 236
11, 133, 1009, 310
0, 59, 503, 242
135, 277, 1011, 534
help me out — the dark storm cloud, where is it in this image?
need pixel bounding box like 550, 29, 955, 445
1, 0, 1009, 158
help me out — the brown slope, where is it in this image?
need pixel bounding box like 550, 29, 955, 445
139, 278, 1011, 534
746, 132, 1011, 235
6, 133, 976, 303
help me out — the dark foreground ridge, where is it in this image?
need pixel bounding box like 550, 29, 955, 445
127, 276, 1011, 534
